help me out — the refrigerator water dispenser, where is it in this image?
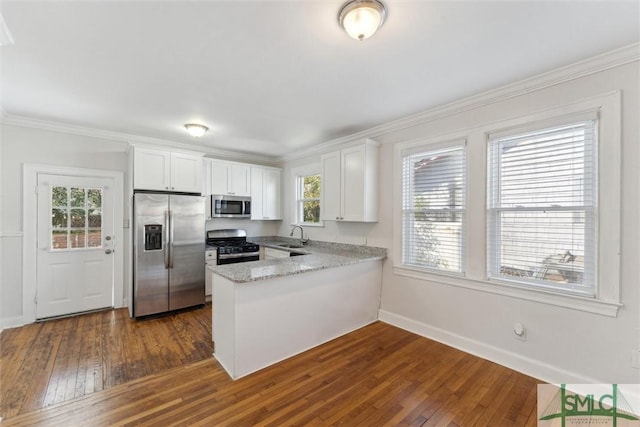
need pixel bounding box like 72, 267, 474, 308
144, 224, 163, 251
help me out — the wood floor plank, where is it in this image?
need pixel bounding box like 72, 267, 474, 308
2, 308, 541, 426
0, 304, 212, 418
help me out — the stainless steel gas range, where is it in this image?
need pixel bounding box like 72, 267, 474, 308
205, 229, 260, 297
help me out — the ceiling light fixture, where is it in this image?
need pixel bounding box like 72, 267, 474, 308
338, 0, 387, 41
184, 123, 208, 138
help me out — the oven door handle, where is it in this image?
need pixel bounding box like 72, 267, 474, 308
218, 251, 260, 260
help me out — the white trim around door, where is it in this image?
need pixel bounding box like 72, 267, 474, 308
23, 164, 124, 324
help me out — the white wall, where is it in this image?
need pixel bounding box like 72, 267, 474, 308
205, 217, 280, 238
280, 58, 639, 383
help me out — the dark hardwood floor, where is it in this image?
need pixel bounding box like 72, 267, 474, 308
1, 306, 540, 426
0, 304, 213, 419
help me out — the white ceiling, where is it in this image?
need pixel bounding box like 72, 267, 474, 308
1, 1, 638, 159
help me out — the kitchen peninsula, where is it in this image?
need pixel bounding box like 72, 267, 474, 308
209, 239, 386, 380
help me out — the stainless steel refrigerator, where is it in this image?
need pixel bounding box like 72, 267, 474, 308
133, 192, 205, 317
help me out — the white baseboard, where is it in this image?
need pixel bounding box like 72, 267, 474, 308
1, 315, 25, 332
378, 309, 600, 384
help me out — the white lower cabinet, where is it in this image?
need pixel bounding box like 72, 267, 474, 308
212, 259, 383, 380
250, 166, 282, 220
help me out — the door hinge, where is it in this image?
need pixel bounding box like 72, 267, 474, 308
34, 295, 38, 304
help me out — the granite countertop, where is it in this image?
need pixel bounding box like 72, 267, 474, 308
208, 237, 386, 283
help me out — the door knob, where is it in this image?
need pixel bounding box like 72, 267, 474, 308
105, 249, 113, 254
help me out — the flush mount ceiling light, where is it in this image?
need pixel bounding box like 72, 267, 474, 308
338, 0, 387, 41
184, 123, 208, 138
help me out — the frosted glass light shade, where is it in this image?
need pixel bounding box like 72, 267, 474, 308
184, 123, 208, 137
338, 0, 386, 41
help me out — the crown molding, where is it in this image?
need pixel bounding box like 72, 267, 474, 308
279, 42, 640, 162
0, 114, 279, 165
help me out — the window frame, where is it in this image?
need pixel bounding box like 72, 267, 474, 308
400, 139, 467, 275
393, 91, 621, 317
486, 116, 598, 297
291, 164, 324, 227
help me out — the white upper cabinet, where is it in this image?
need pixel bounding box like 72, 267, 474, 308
133, 147, 203, 193
251, 166, 282, 220
209, 160, 251, 197
321, 140, 379, 222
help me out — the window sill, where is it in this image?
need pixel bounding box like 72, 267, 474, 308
290, 222, 324, 228
393, 265, 622, 317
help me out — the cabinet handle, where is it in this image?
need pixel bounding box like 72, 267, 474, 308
336, 217, 340, 220
165, 186, 169, 190
228, 192, 235, 195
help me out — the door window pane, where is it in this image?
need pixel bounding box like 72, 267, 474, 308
70, 188, 85, 207
52, 187, 67, 207
50, 187, 103, 251
52, 230, 68, 249
87, 189, 101, 209
52, 208, 68, 228
70, 229, 86, 249
70, 209, 86, 228
88, 229, 102, 248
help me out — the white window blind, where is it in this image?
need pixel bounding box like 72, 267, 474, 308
487, 120, 597, 295
402, 144, 466, 273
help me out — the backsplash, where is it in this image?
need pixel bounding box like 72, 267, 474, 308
205, 218, 280, 237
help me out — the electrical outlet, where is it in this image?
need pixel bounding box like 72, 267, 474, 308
513, 322, 526, 341
632, 350, 640, 369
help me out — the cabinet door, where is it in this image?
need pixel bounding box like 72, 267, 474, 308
210, 160, 230, 194
320, 151, 341, 221
134, 148, 171, 191
229, 164, 251, 196
250, 167, 264, 220
170, 152, 203, 193
263, 169, 281, 220
340, 145, 366, 221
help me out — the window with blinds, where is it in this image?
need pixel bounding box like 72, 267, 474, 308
402, 143, 466, 273
487, 119, 597, 295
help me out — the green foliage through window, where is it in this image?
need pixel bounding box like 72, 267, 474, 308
51, 186, 103, 250
297, 174, 321, 224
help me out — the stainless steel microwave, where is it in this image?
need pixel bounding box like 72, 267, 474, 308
208, 195, 251, 218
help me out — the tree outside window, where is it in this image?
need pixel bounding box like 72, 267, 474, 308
297, 174, 321, 224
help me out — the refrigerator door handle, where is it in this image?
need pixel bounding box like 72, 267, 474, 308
164, 210, 170, 270
169, 210, 175, 269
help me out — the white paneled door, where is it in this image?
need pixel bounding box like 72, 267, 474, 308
36, 174, 115, 319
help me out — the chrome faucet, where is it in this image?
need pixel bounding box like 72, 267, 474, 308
290, 225, 309, 245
